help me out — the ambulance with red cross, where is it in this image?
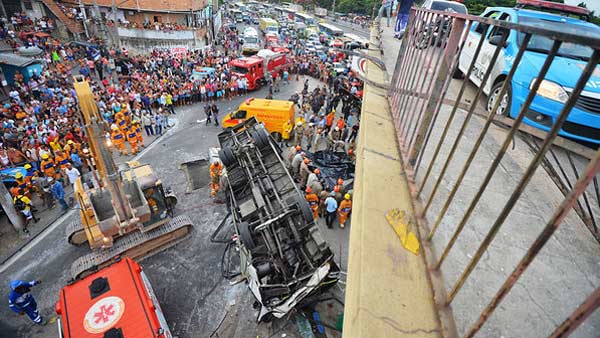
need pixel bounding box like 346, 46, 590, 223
55, 257, 173, 338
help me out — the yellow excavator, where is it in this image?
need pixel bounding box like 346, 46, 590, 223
66, 76, 193, 279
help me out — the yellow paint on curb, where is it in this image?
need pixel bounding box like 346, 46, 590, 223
385, 209, 420, 255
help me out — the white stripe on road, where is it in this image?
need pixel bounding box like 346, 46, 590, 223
0, 120, 180, 273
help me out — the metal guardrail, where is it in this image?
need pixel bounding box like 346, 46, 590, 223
388, 7, 600, 338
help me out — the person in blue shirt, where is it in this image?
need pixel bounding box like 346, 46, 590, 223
324, 191, 338, 228
395, 0, 415, 38
8, 279, 44, 325
49, 177, 68, 211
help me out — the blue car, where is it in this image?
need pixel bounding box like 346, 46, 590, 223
456, 3, 600, 144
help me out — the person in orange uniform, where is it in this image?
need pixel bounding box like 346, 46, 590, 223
40, 153, 58, 179
305, 186, 319, 220
14, 172, 31, 198
336, 117, 345, 131
114, 109, 128, 134
338, 193, 352, 228
325, 110, 336, 133
110, 125, 128, 156
133, 120, 145, 147
210, 159, 223, 198
127, 128, 139, 155
54, 150, 70, 173
335, 178, 346, 196
122, 103, 131, 124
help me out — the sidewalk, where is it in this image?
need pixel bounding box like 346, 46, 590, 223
0, 116, 174, 264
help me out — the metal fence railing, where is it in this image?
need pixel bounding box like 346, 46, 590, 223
388, 7, 600, 338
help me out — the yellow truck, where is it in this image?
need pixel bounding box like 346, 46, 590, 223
259, 17, 279, 33
222, 98, 294, 140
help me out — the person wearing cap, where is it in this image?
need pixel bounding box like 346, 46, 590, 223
291, 151, 305, 180
49, 177, 68, 212
110, 124, 128, 156
324, 191, 338, 228
305, 187, 319, 220
127, 126, 139, 155
304, 122, 315, 151
338, 193, 352, 228
299, 157, 312, 187
307, 168, 320, 189
294, 120, 305, 147
335, 178, 347, 196
336, 117, 345, 131
14, 172, 32, 198
8, 279, 45, 325
54, 149, 69, 172
209, 159, 223, 198
14, 188, 38, 228
287, 145, 302, 167
40, 153, 57, 179
133, 120, 145, 147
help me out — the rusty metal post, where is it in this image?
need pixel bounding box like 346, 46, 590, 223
407, 16, 466, 167
464, 147, 600, 337
446, 50, 600, 304
548, 288, 600, 338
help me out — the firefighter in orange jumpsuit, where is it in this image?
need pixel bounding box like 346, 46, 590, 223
305, 186, 319, 220
338, 193, 352, 228
127, 128, 139, 155
145, 188, 159, 215
14, 172, 31, 198
122, 103, 131, 124
210, 160, 223, 198
133, 120, 145, 147
54, 150, 70, 172
111, 125, 128, 156
40, 153, 58, 179
114, 110, 128, 134
335, 178, 346, 196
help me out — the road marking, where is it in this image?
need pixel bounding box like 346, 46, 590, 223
0, 120, 180, 273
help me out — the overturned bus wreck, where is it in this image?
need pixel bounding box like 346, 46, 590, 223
217, 117, 339, 322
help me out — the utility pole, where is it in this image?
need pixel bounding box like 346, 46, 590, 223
0, 0, 7, 20
331, 0, 336, 18
0, 181, 24, 233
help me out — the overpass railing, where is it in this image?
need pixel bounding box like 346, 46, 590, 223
388, 7, 600, 338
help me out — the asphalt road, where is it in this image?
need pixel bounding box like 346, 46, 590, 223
0, 76, 348, 338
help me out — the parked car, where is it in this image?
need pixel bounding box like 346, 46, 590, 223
455, 2, 600, 144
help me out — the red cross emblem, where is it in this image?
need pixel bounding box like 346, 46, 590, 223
84, 296, 125, 334
93, 304, 116, 324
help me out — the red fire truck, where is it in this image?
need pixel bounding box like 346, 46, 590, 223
55, 257, 173, 338
229, 52, 287, 90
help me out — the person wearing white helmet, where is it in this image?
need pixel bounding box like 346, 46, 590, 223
294, 120, 305, 147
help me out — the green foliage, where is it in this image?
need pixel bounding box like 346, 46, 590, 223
334, 0, 380, 14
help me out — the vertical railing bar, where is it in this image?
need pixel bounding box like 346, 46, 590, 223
416, 24, 491, 197
464, 147, 600, 338
389, 10, 416, 120
426, 33, 532, 240
393, 12, 424, 134
593, 176, 600, 234
445, 49, 600, 304
402, 13, 451, 142
435, 40, 563, 269
566, 151, 597, 231
412, 18, 471, 174
400, 12, 442, 141
422, 29, 510, 215
408, 19, 473, 151
397, 11, 433, 136
547, 287, 600, 338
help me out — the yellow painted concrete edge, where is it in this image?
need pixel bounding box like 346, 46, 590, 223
342, 26, 442, 338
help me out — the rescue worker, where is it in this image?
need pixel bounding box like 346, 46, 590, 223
319, 189, 330, 219
287, 145, 302, 168
8, 279, 45, 325
305, 187, 319, 220
133, 120, 145, 147
307, 168, 320, 188
335, 178, 347, 196
14, 172, 30, 198
210, 159, 223, 198
348, 148, 356, 163
282, 119, 293, 146
338, 193, 353, 228
336, 116, 346, 130
333, 185, 343, 204
122, 103, 131, 124
304, 123, 316, 151
127, 127, 139, 155
294, 120, 305, 147
325, 110, 336, 133
291, 151, 305, 180
14, 188, 38, 228
40, 153, 58, 179
54, 149, 70, 173
299, 157, 312, 188
110, 124, 128, 156
114, 108, 128, 134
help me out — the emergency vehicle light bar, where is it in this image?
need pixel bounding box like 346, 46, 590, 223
516, 0, 591, 16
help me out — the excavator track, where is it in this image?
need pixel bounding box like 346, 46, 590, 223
70, 215, 193, 279
66, 221, 87, 246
